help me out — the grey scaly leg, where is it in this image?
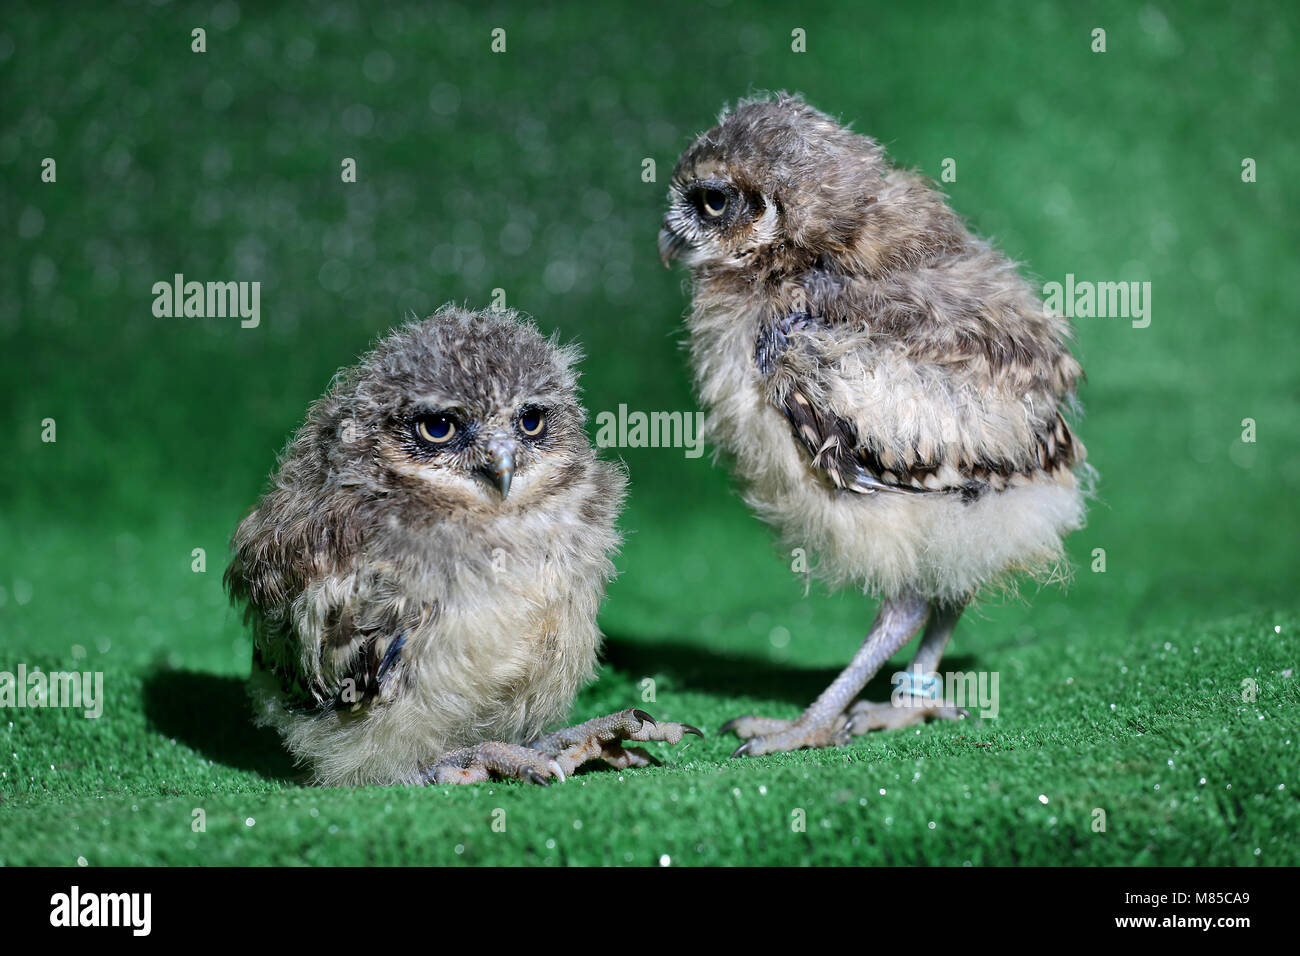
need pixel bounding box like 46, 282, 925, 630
724, 594, 931, 757
845, 600, 968, 733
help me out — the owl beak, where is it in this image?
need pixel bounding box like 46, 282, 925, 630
480, 437, 516, 499
658, 225, 686, 267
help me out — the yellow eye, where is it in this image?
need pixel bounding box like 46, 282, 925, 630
700, 187, 728, 218
518, 408, 546, 437
415, 414, 456, 445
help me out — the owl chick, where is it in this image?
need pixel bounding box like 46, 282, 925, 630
225, 306, 700, 786
660, 94, 1090, 757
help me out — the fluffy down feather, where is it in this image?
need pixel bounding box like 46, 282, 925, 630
226, 307, 627, 785
663, 94, 1090, 603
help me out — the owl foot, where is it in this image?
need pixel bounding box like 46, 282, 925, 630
422, 741, 566, 786
844, 698, 968, 734
723, 596, 965, 758
529, 708, 704, 776
421, 711, 702, 786
718, 715, 798, 739
726, 713, 850, 757
722, 700, 967, 756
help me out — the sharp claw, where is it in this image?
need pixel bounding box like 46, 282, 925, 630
633, 708, 656, 725
718, 718, 742, 735
548, 759, 566, 783
525, 768, 551, 786
683, 725, 705, 738
731, 739, 757, 758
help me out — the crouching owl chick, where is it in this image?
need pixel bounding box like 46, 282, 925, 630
660, 94, 1091, 756
225, 306, 700, 786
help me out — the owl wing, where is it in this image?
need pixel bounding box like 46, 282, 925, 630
226, 490, 436, 714
755, 310, 1081, 499
241, 560, 436, 715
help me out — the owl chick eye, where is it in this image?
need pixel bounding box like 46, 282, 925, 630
414, 413, 458, 445
698, 187, 729, 218
517, 407, 547, 438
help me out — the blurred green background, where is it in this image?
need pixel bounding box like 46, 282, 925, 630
1, 0, 1296, 865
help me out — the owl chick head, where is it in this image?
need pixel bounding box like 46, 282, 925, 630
307, 306, 590, 511
660, 93, 891, 274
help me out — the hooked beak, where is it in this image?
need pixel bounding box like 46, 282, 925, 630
479, 436, 516, 499
658, 225, 687, 268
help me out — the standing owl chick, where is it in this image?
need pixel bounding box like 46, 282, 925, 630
225, 306, 700, 786
660, 94, 1090, 756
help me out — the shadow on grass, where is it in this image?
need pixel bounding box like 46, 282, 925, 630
142, 669, 300, 783
141, 645, 978, 782
602, 633, 979, 705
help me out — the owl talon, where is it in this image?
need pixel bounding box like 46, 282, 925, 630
724, 710, 855, 756
529, 707, 704, 775
720, 715, 796, 739
723, 698, 965, 757
423, 741, 565, 787
730, 720, 844, 757
845, 699, 967, 734
603, 745, 661, 769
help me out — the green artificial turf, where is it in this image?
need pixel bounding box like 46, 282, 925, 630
1, 0, 1297, 866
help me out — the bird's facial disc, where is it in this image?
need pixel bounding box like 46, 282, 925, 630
397, 403, 554, 502
660, 173, 775, 271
